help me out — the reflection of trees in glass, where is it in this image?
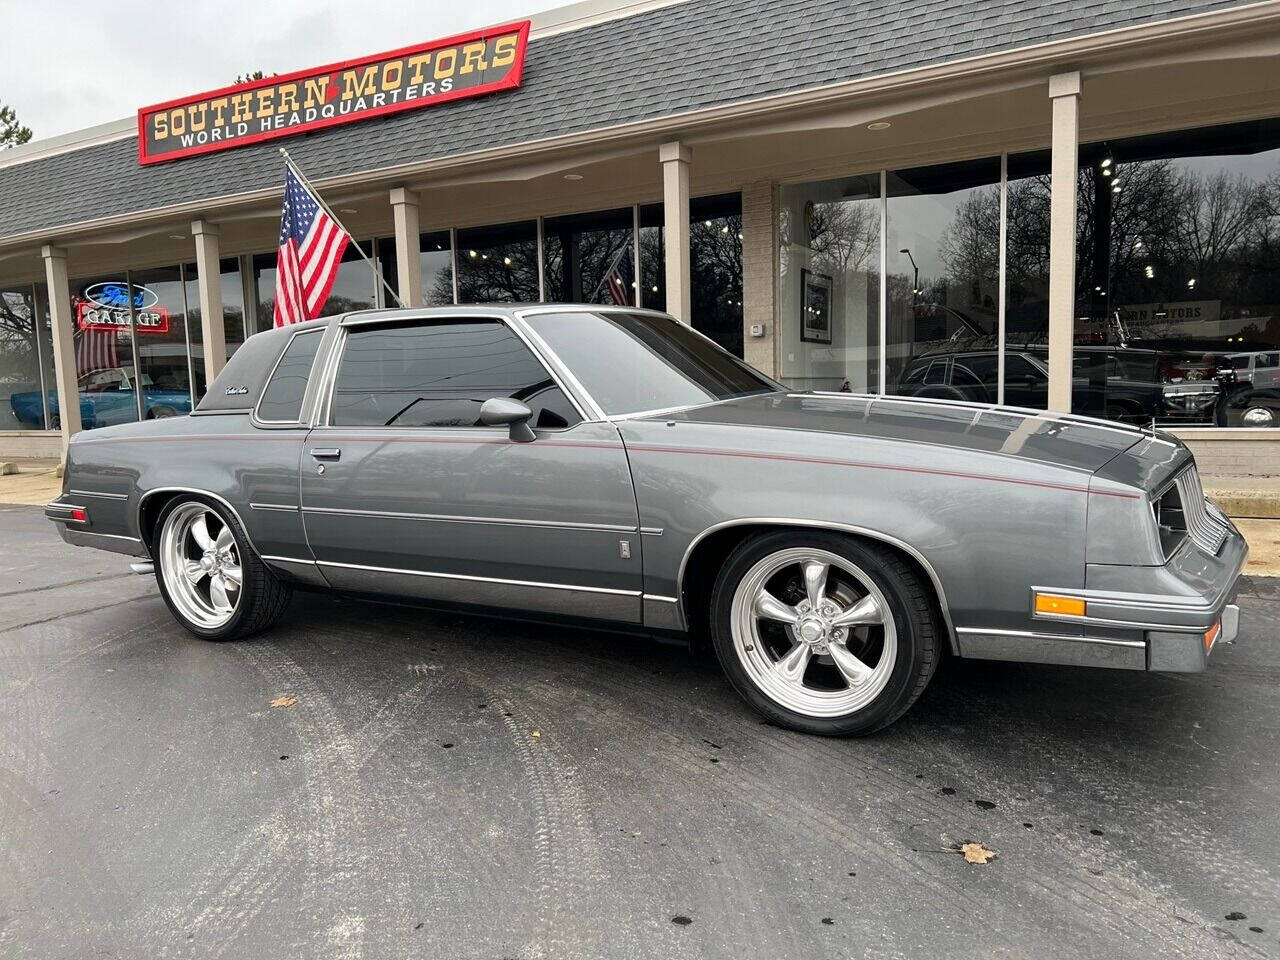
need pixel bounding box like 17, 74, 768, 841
802, 201, 879, 277
443, 241, 539, 304
543, 226, 631, 303
992, 153, 1280, 349
691, 214, 743, 356
937, 187, 1001, 315
0, 291, 39, 396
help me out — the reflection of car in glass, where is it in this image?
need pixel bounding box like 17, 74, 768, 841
10, 366, 191, 429
899, 347, 1226, 425
46, 306, 1245, 737
1224, 387, 1280, 427
1226, 350, 1280, 389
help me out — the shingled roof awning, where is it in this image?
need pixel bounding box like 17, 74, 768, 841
0, 0, 1251, 244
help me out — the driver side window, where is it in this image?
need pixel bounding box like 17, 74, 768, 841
330, 319, 581, 430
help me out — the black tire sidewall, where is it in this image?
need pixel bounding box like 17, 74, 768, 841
709, 530, 931, 736
153, 496, 261, 642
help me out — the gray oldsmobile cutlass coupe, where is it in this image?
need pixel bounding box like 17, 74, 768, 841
47, 306, 1246, 735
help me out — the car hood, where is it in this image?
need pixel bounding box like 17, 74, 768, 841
646, 392, 1147, 475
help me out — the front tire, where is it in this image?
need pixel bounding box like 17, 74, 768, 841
709, 531, 940, 735
153, 497, 292, 641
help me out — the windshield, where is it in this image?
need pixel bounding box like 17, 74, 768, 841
524, 311, 778, 415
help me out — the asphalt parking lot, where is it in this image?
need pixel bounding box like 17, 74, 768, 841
2, 503, 1278, 959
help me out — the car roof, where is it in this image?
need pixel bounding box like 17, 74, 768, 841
335, 303, 674, 325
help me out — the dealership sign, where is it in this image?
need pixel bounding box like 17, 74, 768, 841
76, 282, 170, 334
136, 21, 529, 165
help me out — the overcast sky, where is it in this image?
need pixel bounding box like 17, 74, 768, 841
0, 0, 562, 141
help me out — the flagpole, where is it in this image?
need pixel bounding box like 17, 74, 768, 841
587, 240, 632, 304
278, 147, 406, 308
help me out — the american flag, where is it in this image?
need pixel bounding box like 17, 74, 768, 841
601, 243, 634, 306
76, 325, 118, 377
274, 166, 350, 327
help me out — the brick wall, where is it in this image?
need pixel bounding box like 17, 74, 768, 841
1177, 434, 1280, 477
0, 432, 61, 459
741, 179, 778, 377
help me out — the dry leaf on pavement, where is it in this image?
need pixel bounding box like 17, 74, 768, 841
531, 730, 541, 739
270, 696, 298, 708
950, 842, 997, 864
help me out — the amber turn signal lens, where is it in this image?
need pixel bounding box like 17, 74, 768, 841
1035, 594, 1086, 617
1204, 621, 1221, 652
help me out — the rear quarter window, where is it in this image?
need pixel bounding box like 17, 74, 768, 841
256, 330, 323, 422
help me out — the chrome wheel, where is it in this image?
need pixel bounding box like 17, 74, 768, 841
730, 547, 897, 718
1242, 405, 1274, 427
158, 502, 242, 629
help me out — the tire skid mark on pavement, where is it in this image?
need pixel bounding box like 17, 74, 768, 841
231, 639, 369, 960
492, 650, 1248, 960
0, 570, 136, 600
453, 638, 810, 960
736, 724, 1254, 960
914, 710, 1280, 948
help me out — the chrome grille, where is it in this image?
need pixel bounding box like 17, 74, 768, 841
1174, 466, 1228, 555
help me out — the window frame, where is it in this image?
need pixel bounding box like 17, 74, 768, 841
252, 327, 327, 427
320, 312, 591, 430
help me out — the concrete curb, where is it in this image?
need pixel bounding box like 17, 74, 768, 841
1203, 480, 1280, 520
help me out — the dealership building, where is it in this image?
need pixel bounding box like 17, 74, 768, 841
2, 0, 1280, 473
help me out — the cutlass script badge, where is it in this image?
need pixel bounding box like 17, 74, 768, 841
225, 386, 249, 396
137, 21, 529, 165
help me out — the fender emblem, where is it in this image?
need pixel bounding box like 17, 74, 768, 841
224, 385, 249, 396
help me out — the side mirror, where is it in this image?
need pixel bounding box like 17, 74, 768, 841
479, 397, 536, 443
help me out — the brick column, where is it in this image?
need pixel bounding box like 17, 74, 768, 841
741, 180, 779, 377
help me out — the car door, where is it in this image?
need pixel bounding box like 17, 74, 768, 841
299, 313, 642, 623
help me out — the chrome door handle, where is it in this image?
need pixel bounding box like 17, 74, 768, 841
310, 447, 342, 461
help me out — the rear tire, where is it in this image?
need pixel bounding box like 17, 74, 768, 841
709, 530, 940, 736
153, 496, 291, 641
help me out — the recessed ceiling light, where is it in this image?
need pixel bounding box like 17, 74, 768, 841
168, 234, 186, 240
563, 173, 584, 181
867, 121, 892, 131
339, 207, 358, 214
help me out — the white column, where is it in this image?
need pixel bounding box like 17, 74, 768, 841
660, 141, 692, 324
191, 219, 227, 384
41, 244, 82, 451
390, 187, 423, 307
1047, 71, 1081, 413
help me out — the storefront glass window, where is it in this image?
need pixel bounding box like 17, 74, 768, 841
638, 204, 665, 312
1002, 150, 1052, 408
636, 195, 744, 356
254, 241, 376, 325
543, 208, 634, 305
1075, 119, 1280, 428
778, 175, 881, 391
419, 231, 454, 305
128, 266, 195, 419
187, 257, 246, 401
886, 158, 1001, 398
691, 194, 744, 358
66, 274, 142, 430
0, 286, 49, 430
455, 221, 539, 303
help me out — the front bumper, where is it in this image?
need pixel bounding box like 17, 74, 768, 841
960, 519, 1247, 672
1147, 603, 1239, 671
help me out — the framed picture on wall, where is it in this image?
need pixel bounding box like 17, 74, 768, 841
800, 269, 833, 344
